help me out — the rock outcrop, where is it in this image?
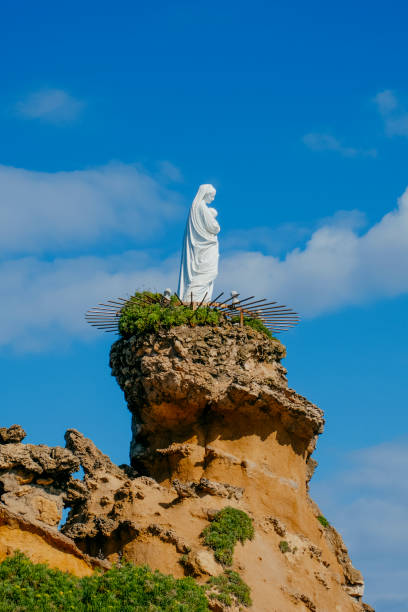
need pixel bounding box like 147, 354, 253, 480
0, 426, 80, 527
106, 324, 368, 611
0, 505, 106, 577
109, 325, 323, 478
0, 426, 107, 576
0, 324, 373, 611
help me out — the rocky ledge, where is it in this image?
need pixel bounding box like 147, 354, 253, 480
110, 324, 324, 477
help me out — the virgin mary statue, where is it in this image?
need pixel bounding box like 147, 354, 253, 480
177, 184, 220, 303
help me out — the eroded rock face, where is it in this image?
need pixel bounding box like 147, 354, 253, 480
0, 325, 373, 611
109, 324, 324, 478
0, 505, 107, 577
105, 324, 371, 611
0, 430, 80, 526
0, 424, 26, 444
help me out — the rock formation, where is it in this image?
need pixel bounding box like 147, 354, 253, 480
0, 324, 374, 611
0, 426, 106, 577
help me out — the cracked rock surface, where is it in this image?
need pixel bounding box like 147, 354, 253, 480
109, 325, 324, 476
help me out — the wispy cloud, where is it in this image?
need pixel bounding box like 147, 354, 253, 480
311, 438, 408, 611
16, 89, 84, 122
302, 132, 377, 158
2, 162, 408, 350
374, 89, 408, 137
0, 163, 182, 255
158, 161, 183, 183
0, 251, 178, 352
218, 185, 408, 316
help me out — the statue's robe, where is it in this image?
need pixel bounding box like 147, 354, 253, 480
178, 197, 220, 303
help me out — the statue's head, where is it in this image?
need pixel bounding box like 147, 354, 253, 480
198, 184, 216, 205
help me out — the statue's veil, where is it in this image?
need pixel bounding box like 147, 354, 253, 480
189, 184, 218, 239
177, 184, 220, 301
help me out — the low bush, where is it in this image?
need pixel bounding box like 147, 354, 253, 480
0, 552, 209, 611
317, 515, 330, 528
201, 507, 255, 566
118, 292, 223, 338
118, 291, 276, 340
206, 570, 252, 607
279, 540, 290, 554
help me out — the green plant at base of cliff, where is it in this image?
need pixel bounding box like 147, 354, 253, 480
119, 291, 224, 338
206, 570, 252, 607
0, 552, 80, 611
279, 540, 290, 553
317, 515, 330, 528
201, 507, 255, 566
0, 552, 209, 611
230, 315, 276, 339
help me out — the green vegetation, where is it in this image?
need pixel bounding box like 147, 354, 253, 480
201, 507, 255, 566
317, 515, 330, 528
230, 315, 276, 339
118, 291, 276, 340
279, 540, 290, 554
118, 292, 223, 338
206, 570, 252, 607
0, 552, 209, 611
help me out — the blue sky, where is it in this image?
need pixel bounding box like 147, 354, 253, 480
1, 1, 408, 609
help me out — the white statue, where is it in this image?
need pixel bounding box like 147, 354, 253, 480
177, 184, 220, 303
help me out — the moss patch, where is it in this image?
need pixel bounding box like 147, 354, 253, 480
206, 570, 252, 607
201, 507, 255, 566
0, 552, 209, 611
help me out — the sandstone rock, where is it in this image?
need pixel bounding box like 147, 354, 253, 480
183, 548, 221, 577
198, 478, 244, 500
0, 325, 374, 611
268, 516, 287, 537
105, 325, 371, 611
0, 441, 78, 475
0, 505, 108, 576
0, 425, 26, 444
109, 325, 324, 476
0, 432, 80, 527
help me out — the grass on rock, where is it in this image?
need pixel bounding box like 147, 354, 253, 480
0, 552, 209, 611
230, 315, 275, 339
317, 515, 330, 528
201, 506, 255, 566
279, 540, 290, 554
206, 570, 252, 607
119, 292, 223, 338
118, 291, 276, 340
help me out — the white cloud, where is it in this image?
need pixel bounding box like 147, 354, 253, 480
158, 161, 183, 183
374, 90, 398, 115
0, 163, 182, 255
1, 160, 408, 350
16, 89, 84, 122
375, 89, 408, 137
302, 132, 377, 158
311, 439, 408, 611
0, 252, 178, 352
218, 186, 408, 316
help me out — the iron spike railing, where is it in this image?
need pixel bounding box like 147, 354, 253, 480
85, 292, 300, 336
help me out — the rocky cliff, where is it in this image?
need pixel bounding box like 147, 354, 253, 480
0, 324, 373, 611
